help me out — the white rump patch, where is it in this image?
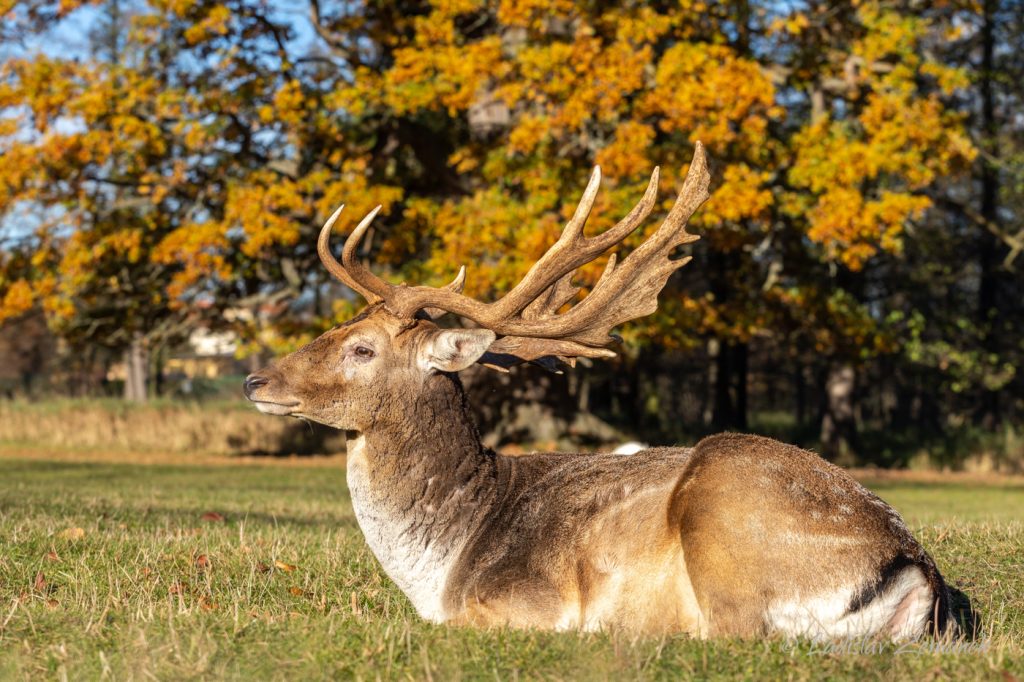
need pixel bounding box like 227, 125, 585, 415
767, 566, 933, 641
611, 442, 648, 455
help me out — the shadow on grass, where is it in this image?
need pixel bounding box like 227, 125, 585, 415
228, 419, 345, 458
949, 584, 983, 641
0, 494, 358, 531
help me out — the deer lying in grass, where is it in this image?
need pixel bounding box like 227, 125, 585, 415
245, 143, 954, 640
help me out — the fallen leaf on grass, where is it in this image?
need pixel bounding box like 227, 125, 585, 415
33, 572, 47, 592
174, 527, 204, 538
60, 527, 85, 540
199, 596, 217, 611
45, 599, 59, 609
274, 560, 297, 573
200, 512, 225, 522
256, 562, 272, 574
194, 554, 210, 570
44, 550, 60, 562
288, 587, 305, 596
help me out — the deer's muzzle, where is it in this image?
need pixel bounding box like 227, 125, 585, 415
243, 372, 300, 415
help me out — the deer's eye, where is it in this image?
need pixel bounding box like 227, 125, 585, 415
353, 345, 375, 359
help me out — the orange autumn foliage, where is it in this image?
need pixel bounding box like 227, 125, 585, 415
0, 0, 974, 360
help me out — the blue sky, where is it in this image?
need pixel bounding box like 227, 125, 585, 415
2, 1, 319, 61
0, 1, 322, 246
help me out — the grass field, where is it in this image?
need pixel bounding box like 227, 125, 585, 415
1, 454, 1022, 681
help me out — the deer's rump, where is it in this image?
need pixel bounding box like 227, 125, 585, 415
443, 434, 950, 639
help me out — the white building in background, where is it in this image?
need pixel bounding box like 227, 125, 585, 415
107, 304, 286, 383
187, 327, 238, 358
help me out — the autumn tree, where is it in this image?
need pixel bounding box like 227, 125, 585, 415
0, 0, 391, 398
4, 0, 1014, 467
324, 0, 973, 454
923, 0, 1024, 430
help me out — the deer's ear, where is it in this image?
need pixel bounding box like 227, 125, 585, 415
419, 328, 496, 373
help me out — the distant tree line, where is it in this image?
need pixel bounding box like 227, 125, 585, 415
0, 0, 1021, 465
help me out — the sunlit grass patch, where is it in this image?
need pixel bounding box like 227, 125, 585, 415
0, 459, 1021, 680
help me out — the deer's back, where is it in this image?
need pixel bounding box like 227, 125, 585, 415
442, 434, 946, 636
443, 447, 698, 630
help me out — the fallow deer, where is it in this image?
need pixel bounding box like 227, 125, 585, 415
245, 143, 955, 640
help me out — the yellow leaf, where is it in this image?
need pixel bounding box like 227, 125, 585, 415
60, 527, 85, 540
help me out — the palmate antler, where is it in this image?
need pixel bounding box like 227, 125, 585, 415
318, 143, 711, 368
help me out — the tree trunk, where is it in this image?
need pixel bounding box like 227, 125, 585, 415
124, 333, 148, 402
703, 339, 718, 428
712, 339, 732, 430
976, 0, 1004, 427
794, 363, 807, 430
153, 342, 165, 398
712, 340, 748, 431
577, 373, 590, 413
734, 342, 748, 431
820, 363, 858, 463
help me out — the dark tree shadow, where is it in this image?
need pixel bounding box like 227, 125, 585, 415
228, 420, 345, 458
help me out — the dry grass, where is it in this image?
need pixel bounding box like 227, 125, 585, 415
0, 399, 344, 456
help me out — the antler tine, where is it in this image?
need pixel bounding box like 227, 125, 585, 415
318, 204, 476, 318
667, 142, 710, 223
339, 205, 389, 295
532, 141, 709, 338
561, 165, 602, 242
480, 142, 710, 363
447, 265, 467, 292
315, 143, 711, 368
585, 166, 660, 252
487, 165, 659, 319
322, 203, 444, 311
318, 204, 382, 304
423, 266, 467, 320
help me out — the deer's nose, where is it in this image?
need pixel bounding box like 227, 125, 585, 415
244, 374, 270, 398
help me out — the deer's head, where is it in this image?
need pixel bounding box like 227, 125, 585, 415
244, 144, 710, 432
243, 305, 496, 430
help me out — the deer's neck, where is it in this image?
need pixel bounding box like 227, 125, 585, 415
345, 372, 497, 621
